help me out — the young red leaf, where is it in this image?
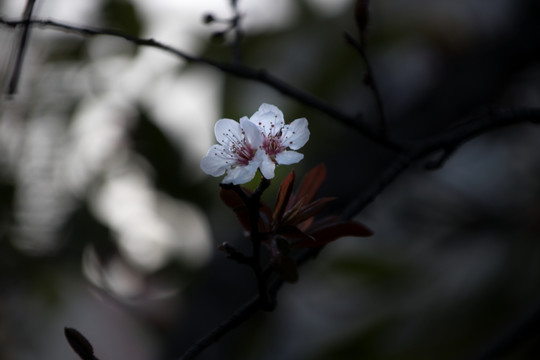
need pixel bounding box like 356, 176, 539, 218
220, 188, 246, 209
295, 220, 373, 248
275, 224, 315, 242
220, 188, 273, 232
295, 163, 326, 205
259, 202, 273, 233
273, 170, 295, 223
219, 188, 251, 230
283, 197, 335, 226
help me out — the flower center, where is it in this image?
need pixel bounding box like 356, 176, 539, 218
262, 134, 284, 157
232, 142, 255, 166
222, 129, 256, 166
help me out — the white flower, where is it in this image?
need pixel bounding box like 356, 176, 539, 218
200, 103, 310, 184
249, 103, 310, 179
200, 117, 264, 185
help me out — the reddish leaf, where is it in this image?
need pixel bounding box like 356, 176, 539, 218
259, 202, 273, 232
220, 188, 246, 209
220, 188, 273, 232
283, 197, 335, 226
295, 163, 326, 205
275, 225, 315, 242
273, 170, 295, 223
295, 220, 373, 248
307, 215, 340, 231
219, 188, 251, 231
297, 216, 314, 232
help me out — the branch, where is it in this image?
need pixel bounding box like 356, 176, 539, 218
0, 16, 400, 150
413, 108, 540, 154
178, 296, 260, 360
6, 0, 37, 95
342, 107, 540, 218
229, 0, 243, 65
178, 274, 284, 360
344, 32, 387, 133
220, 178, 274, 310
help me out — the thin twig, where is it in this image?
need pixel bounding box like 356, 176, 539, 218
178, 271, 285, 360
344, 32, 387, 134
341, 153, 413, 220
6, 0, 37, 95
220, 178, 274, 310
229, 0, 243, 65
178, 296, 260, 360
341, 107, 540, 219
247, 177, 273, 310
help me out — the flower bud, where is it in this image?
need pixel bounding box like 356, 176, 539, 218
202, 13, 215, 24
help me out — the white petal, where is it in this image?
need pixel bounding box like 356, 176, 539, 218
259, 155, 276, 179
224, 163, 259, 185
283, 118, 309, 150
200, 145, 230, 176
255, 103, 284, 121
275, 150, 304, 165
250, 104, 284, 135
214, 118, 242, 145
240, 117, 262, 147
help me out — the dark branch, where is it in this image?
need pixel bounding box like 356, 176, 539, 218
178, 296, 260, 360
178, 275, 285, 360
229, 0, 243, 65
342, 107, 540, 219
344, 32, 387, 134
6, 0, 37, 95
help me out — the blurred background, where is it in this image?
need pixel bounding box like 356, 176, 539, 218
1, 0, 540, 359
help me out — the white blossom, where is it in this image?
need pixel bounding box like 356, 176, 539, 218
200, 104, 310, 184
200, 117, 264, 185
249, 103, 309, 179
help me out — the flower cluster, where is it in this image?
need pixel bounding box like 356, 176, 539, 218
200, 103, 309, 185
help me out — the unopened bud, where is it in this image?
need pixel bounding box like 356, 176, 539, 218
202, 13, 215, 24
211, 31, 226, 42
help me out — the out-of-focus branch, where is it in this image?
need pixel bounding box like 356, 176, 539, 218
344, 32, 387, 134
342, 107, 540, 218
220, 178, 274, 310
229, 0, 243, 65
0, 16, 401, 151
178, 273, 285, 360
178, 296, 259, 360
6, 0, 37, 95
